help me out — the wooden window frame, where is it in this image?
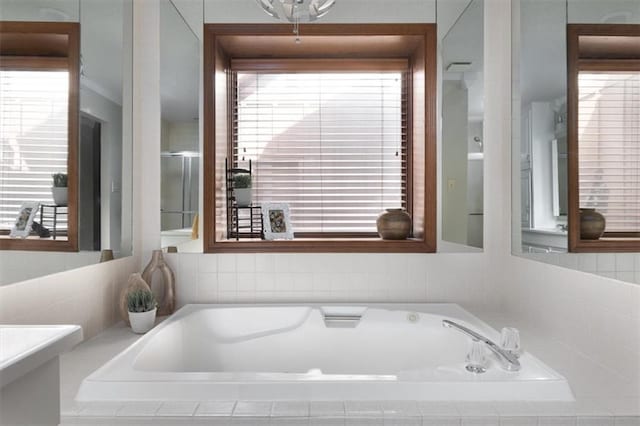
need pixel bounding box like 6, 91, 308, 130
0, 22, 79, 252
567, 24, 640, 253
203, 24, 437, 253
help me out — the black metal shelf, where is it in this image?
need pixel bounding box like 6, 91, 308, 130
225, 159, 263, 240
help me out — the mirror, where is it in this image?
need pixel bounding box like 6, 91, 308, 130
440, 0, 484, 250
0, 0, 133, 285
512, 0, 639, 282
160, 0, 201, 252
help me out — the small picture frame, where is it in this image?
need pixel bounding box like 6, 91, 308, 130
261, 203, 294, 240
10, 201, 40, 238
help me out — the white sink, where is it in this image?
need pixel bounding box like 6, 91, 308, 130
1, 325, 83, 388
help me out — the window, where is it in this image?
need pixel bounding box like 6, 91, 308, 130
567, 24, 640, 252
0, 70, 69, 232
0, 22, 79, 251
578, 72, 639, 235
204, 24, 437, 253
232, 69, 407, 236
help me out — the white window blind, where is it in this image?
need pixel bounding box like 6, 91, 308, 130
0, 70, 69, 230
233, 71, 407, 234
578, 71, 639, 234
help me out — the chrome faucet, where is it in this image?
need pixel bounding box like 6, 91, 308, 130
442, 319, 521, 372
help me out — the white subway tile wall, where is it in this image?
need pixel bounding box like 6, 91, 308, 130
164, 253, 487, 308
519, 252, 640, 284
505, 255, 640, 393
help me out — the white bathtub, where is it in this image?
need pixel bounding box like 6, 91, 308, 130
76, 303, 574, 402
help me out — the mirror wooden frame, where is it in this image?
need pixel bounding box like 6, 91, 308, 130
0, 21, 79, 252
567, 24, 640, 253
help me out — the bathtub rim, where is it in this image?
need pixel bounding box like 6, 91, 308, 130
75, 303, 574, 402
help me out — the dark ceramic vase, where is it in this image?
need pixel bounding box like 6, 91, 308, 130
579, 208, 605, 240
376, 208, 412, 240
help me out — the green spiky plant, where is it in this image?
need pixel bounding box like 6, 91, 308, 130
233, 173, 251, 189
52, 173, 68, 188
126, 289, 157, 313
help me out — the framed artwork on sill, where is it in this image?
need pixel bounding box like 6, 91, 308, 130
10, 201, 40, 238
261, 203, 294, 240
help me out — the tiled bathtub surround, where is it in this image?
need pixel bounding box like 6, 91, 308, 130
62, 399, 640, 425
59, 315, 640, 425
163, 253, 488, 308
0, 256, 138, 339
521, 252, 640, 284
504, 256, 640, 390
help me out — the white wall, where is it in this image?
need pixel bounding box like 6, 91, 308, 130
161, 121, 198, 152
133, 0, 162, 258
567, 0, 640, 24
0, 0, 79, 21
204, 0, 436, 24
0, 251, 99, 286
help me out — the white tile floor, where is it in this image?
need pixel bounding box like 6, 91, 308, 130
59, 311, 640, 425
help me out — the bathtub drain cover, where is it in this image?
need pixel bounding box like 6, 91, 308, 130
407, 312, 420, 323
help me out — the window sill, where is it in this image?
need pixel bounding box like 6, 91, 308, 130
0, 235, 75, 252
571, 237, 640, 253
208, 238, 435, 253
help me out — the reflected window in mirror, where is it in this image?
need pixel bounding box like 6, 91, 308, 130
567, 24, 640, 252
0, 22, 79, 251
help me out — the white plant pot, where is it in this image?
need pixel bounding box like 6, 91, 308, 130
51, 187, 68, 206
128, 308, 156, 334
234, 188, 252, 207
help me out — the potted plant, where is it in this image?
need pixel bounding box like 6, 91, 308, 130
233, 173, 252, 207
51, 173, 68, 206
127, 289, 157, 334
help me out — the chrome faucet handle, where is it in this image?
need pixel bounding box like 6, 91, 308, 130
500, 327, 522, 358
442, 319, 521, 372
465, 340, 488, 374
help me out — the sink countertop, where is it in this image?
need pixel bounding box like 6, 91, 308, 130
0, 324, 83, 388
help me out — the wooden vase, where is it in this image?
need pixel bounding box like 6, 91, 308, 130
142, 250, 175, 316
119, 273, 151, 326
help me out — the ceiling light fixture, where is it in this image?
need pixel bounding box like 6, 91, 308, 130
255, 0, 337, 43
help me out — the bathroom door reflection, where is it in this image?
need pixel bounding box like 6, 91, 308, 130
440, 0, 484, 249
159, 0, 201, 250
161, 151, 199, 231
